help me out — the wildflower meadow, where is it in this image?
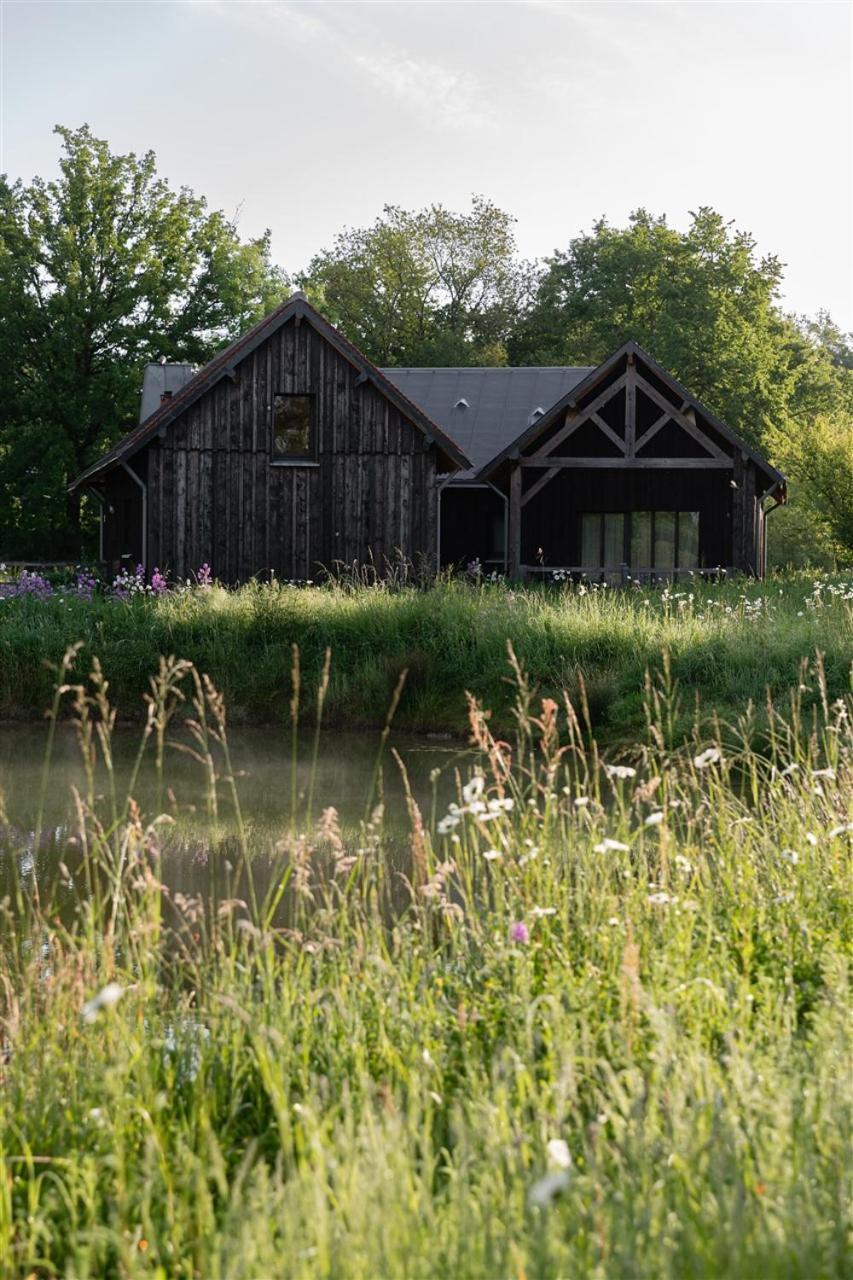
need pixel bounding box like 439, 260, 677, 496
0, 636, 850, 1277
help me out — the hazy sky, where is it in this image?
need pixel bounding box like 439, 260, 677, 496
2, 0, 851, 329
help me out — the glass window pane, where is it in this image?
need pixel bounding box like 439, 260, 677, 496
630, 512, 652, 569
273, 394, 312, 457
581, 514, 600, 567
654, 512, 676, 570
603, 513, 625, 566
678, 511, 700, 568
581, 514, 601, 568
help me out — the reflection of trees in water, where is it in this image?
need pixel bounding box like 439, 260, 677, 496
0, 724, 469, 936
1, 800, 432, 936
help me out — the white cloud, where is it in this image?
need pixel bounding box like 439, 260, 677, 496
199, 0, 493, 133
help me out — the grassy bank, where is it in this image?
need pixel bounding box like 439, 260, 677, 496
0, 657, 850, 1277
1, 574, 852, 741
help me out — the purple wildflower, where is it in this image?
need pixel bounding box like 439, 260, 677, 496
73, 567, 97, 600
150, 568, 168, 595
509, 921, 529, 944
196, 563, 213, 588
16, 571, 53, 599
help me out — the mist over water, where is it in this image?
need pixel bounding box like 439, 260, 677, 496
0, 723, 470, 923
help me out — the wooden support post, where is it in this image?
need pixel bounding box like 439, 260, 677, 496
508, 463, 522, 580
625, 365, 636, 458
732, 451, 745, 570
742, 457, 757, 575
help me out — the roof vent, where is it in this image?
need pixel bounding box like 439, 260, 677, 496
528, 406, 545, 426
454, 397, 469, 410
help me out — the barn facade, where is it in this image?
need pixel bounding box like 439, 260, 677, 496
71, 295, 786, 582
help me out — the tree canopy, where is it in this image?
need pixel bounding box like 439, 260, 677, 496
297, 196, 532, 367
0, 125, 288, 556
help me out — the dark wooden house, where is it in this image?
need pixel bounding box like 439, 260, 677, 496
71, 294, 470, 582
71, 296, 785, 582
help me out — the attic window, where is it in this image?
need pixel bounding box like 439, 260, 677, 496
272, 393, 313, 461
455, 398, 469, 410
528, 406, 545, 426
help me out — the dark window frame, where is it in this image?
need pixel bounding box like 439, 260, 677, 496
271, 392, 317, 465
579, 510, 701, 570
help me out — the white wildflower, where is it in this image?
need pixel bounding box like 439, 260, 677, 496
531, 906, 557, 918
81, 982, 124, 1023
482, 848, 502, 861
437, 814, 460, 835
811, 767, 836, 780
644, 811, 664, 827
594, 838, 630, 853
488, 797, 514, 813
573, 796, 590, 808
780, 849, 799, 866
607, 916, 620, 926
647, 891, 676, 905
529, 1170, 571, 1208
546, 1138, 572, 1171
462, 774, 485, 804
805, 832, 819, 847
829, 823, 853, 838
604, 764, 637, 780
693, 747, 722, 769
674, 854, 693, 874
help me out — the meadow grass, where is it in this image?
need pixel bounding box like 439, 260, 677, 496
0, 572, 852, 744
0, 649, 850, 1277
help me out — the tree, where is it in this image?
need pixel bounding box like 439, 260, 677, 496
298, 196, 532, 367
0, 125, 288, 557
509, 208, 796, 447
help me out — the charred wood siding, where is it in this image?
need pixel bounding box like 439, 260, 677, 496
142, 317, 438, 581
520, 467, 736, 569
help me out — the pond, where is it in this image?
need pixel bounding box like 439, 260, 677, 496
0, 722, 473, 925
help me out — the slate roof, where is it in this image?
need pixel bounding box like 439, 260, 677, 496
380, 366, 592, 478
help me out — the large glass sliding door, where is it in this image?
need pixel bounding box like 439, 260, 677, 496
581, 510, 700, 576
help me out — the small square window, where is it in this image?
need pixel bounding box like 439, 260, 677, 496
272, 394, 313, 460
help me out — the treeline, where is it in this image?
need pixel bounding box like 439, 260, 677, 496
1, 126, 851, 563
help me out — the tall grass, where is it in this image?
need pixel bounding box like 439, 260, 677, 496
0, 648, 850, 1277
0, 573, 852, 740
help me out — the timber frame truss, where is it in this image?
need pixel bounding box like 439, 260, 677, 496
484, 344, 786, 580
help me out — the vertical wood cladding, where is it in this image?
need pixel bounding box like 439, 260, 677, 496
143, 317, 437, 581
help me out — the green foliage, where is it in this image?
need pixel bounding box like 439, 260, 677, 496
0, 125, 289, 557
0, 651, 850, 1276
510, 208, 792, 445
1, 575, 852, 743
769, 412, 853, 567
298, 195, 532, 366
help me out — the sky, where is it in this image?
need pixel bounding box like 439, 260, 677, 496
1, 0, 851, 330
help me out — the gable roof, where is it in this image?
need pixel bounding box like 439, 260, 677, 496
379, 366, 592, 477
476, 340, 786, 495
70, 294, 471, 491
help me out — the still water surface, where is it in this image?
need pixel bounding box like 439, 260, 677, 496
0, 722, 472, 917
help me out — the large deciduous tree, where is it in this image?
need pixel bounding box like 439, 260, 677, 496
509, 207, 797, 447
0, 125, 288, 557
298, 196, 532, 367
